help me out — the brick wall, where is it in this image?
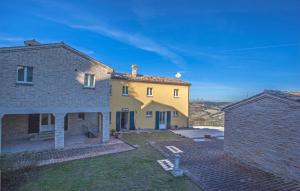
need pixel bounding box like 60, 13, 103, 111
66, 112, 99, 136
2, 114, 30, 141
0, 46, 110, 114
224, 97, 300, 181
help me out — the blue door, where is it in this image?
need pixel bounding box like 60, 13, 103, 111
166, 111, 171, 129
129, 111, 135, 130
155, 111, 160, 130
116, 112, 121, 131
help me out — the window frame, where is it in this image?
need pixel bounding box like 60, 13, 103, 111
147, 87, 153, 96
146, 111, 153, 118
173, 111, 179, 118
84, 73, 95, 88
78, 113, 85, 120
122, 85, 129, 96
173, 89, 179, 97
16, 65, 33, 84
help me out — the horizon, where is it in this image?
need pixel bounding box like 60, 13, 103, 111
0, 0, 299, 102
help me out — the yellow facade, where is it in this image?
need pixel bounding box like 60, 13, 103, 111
110, 79, 190, 130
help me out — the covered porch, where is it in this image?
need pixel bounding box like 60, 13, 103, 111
2, 134, 104, 154
0, 112, 110, 154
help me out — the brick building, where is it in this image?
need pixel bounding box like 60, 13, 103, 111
0, 40, 112, 153
223, 90, 300, 181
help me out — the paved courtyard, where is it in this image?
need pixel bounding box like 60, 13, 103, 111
152, 138, 300, 191
172, 128, 224, 139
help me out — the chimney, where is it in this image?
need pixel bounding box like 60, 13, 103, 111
131, 64, 137, 77
24, 39, 41, 46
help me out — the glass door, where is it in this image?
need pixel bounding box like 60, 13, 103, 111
40, 114, 55, 132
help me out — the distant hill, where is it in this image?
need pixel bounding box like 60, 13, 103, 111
189, 101, 231, 127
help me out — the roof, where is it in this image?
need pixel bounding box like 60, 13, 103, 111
223, 90, 300, 111
289, 92, 300, 96
111, 72, 191, 86
0, 41, 113, 73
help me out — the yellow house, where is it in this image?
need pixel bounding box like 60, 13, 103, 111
110, 65, 190, 131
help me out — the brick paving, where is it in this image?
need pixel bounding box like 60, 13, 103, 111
152, 138, 300, 191
2, 139, 134, 169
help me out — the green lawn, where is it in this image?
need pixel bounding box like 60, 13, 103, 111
8, 131, 201, 191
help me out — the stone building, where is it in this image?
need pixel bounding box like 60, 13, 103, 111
223, 90, 300, 181
0, 40, 112, 153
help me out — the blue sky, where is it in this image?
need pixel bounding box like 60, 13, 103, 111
1, 0, 299, 101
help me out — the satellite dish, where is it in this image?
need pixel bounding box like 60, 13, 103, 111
175, 72, 181, 78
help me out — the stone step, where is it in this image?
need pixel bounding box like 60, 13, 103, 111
30, 131, 54, 141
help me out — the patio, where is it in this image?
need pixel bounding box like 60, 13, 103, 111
2, 134, 105, 154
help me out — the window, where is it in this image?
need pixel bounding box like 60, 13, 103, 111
122, 85, 128, 95
173, 89, 179, 97
147, 87, 153, 96
146, 111, 153, 118
17, 66, 33, 83
173, 111, 179, 118
78, 113, 85, 120
84, 74, 95, 88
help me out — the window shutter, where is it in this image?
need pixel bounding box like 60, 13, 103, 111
166, 111, 171, 129
155, 111, 160, 130
129, 111, 135, 130
116, 112, 121, 131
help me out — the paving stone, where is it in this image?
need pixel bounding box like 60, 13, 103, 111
152, 138, 300, 191
3, 140, 134, 169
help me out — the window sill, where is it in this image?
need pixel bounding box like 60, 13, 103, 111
83, 86, 95, 89
146, 116, 153, 118
16, 82, 33, 86
122, 94, 129, 96
173, 96, 180, 98
147, 95, 153, 97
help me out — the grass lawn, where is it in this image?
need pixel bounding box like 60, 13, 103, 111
6, 131, 201, 191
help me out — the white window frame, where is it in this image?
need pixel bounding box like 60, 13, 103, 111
84, 73, 95, 88
147, 87, 153, 96
146, 111, 153, 118
16, 66, 33, 84
122, 85, 129, 96
173, 89, 179, 97
173, 111, 179, 118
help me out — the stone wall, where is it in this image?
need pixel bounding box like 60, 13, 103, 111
224, 97, 300, 181
2, 114, 30, 141
66, 112, 99, 136
0, 44, 111, 150
0, 45, 111, 114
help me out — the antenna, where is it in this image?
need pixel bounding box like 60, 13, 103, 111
175, 72, 181, 78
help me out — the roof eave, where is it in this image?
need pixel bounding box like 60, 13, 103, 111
111, 77, 191, 86
222, 92, 300, 112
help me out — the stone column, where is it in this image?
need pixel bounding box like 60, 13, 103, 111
101, 112, 110, 143
0, 114, 3, 154
54, 113, 66, 149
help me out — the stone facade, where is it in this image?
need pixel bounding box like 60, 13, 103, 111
66, 113, 99, 136
223, 93, 300, 181
0, 44, 111, 113
0, 42, 112, 152
2, 114, 30, 141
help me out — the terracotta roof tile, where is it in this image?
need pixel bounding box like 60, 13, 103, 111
289, 92, 300, 96
111, 72, 190, 85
